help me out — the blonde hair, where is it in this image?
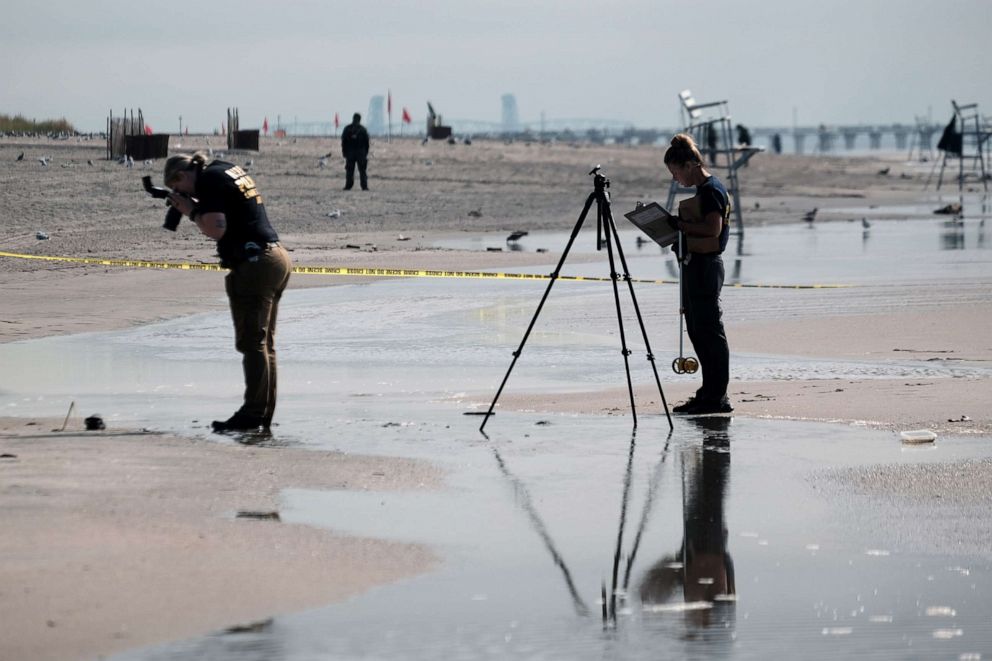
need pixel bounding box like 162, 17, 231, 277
163, 151, 209, 185
663, 133, 704, 167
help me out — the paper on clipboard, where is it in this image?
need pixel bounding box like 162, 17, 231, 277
624, 202, 678, 248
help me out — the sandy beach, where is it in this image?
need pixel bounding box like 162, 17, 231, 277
1, 135, 990, 659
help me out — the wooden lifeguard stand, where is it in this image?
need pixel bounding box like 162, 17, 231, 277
425, 101, 452, 140
665, 90, 762, 237
933, 100, 989, 192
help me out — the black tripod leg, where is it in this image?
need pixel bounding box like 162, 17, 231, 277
600, 194, 638, 428
604, 205, 674, 430
479, 191, 598, 432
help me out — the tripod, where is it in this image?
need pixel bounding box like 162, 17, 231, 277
479, 166, 673, 432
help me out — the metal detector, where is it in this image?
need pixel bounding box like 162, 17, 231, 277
672, 238, 699, 375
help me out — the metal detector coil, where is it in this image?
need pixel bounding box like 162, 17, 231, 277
672, 234, 698, 375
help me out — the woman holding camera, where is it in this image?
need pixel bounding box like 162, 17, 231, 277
665, 133, 733, 415
164, 152, 292, 433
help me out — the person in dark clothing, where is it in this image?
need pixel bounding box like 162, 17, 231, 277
735, 124, 751, 147
704, 122, 718, 165
664, 133, 733, 415
341, 112, 370, 190
164, 152, 292, 433
771, 132, 783, 154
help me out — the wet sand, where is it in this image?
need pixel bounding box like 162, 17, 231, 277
1, 135, 989, 658
0, 416, 442, 661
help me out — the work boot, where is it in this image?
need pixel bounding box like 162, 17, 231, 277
686, 398, 734, 415
672, 398, 699, 414
211, 412, 264, 433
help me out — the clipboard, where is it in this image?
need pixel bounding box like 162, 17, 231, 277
624, 202, 678, 248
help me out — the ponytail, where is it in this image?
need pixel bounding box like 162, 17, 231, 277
663, 133, 704, 167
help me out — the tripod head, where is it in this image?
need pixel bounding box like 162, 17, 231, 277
589, 165, 612, 250
589, 165, 610, 192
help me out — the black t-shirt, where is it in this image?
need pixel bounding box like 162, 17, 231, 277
195, 160, 278, 262
696, 175, 730, 253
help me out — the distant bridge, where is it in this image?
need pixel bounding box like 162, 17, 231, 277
270, 118, 943, 154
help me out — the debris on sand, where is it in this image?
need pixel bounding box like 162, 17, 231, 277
236, 511, 281, 521
933, 202, 962, 215
225, 618, 274, 634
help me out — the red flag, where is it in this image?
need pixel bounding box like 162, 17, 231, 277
402, 107, 412, 124
263, 117, 269, 135
144, 124, 153, 135
334, 112, 340, 129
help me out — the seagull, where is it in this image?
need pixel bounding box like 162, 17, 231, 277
38, 157, 49, 166
143, 159, 153, 168
318, 156, 328, 169
325, 209, 341, 218
877, 167, 890, 176
506, 230, 528, 242
468, 208, 483, 218
803, 207, 818, 223
861, 218, 871, 229
244, 159, 254, 168
126, 156, 134, 169
16, 152, 24, 161
87, 159, 94, 166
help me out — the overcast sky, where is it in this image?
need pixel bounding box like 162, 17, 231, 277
2, 0, 989, 133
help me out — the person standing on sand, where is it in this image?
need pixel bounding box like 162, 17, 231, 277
665, 133, 733, 415
341, 113, 370, 191
164, 152, 292, 433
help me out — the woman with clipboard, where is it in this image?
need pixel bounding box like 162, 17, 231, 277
664, 134, 733, 415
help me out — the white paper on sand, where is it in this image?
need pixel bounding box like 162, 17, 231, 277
624, 202, 678, 248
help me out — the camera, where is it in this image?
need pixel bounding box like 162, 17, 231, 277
142, 175, 184, 231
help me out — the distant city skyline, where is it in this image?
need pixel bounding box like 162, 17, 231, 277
2, 0, 989, 134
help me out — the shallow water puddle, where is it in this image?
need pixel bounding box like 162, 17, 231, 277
107, 415, 992, 660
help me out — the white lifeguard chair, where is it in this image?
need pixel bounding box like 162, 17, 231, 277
933, 100, 990, 192
665, 90, 763, 236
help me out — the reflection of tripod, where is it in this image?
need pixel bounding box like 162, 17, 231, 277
479, 167, 673, 432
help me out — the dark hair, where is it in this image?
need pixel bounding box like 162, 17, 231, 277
163, 151, 208, 184
353, 113, 362, 123
663, 133, 704, 167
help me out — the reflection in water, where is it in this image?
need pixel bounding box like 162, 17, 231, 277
639, 416, 735, 631
491, 446, 591, 616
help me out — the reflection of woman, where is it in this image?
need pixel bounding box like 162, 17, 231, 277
164, 152, 292, 433
665, 134, 733, 415
639, 416, 735, 628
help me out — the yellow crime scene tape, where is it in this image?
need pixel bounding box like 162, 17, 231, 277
0, 250, 853, 290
